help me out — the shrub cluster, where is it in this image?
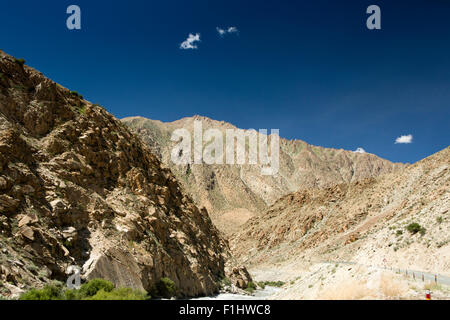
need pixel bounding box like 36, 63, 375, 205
70, 91, 84, 100
19, 279, 148, 301
406, 223, 426, 235
14, 58, 25, 66
244, 281, 257, 294
154, 277, 177, 298
257, 280, 285, 288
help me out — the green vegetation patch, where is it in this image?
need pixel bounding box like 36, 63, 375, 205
79, 104, 86, 115
257, 280, 285, 288
219, 276, 232, 288
20, 281, 65, 300
406, 223, 426, 235
20, 279, 148, 300
244, 281, 257, 294
14, 58, 25, 66
70, 91, 84, 100
87, 288, 148, 300
155, 277, 177, 298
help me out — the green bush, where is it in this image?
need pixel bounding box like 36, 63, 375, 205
247, 281, 257, 290
20, 282, 64, 300
20, 278, 149, 300
437, 217, 443, 224
14, 58, 25, 66
406, 223, 425, 235
70, 91, 84, 99
244, 281, 257, 293
156, 277, 177, 298
78, 279, 115, 297
87, 288, 148, 300
64, 289, 82, 300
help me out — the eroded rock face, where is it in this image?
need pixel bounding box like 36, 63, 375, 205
0, 50, 250, 298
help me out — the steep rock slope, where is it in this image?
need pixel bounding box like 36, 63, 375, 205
123, 116, 404, 234
0, 51, 249, 298
231, 147, 449, 277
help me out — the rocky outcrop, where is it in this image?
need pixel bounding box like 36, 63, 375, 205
0, 50, 250, 298
123, 116, 404, 235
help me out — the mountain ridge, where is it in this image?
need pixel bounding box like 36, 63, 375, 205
0, 50, 250, 298
123, 115, 409, 161
230, 145, 449, 297
123, 115, 405, 235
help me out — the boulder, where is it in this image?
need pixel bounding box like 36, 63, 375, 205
0, 195, 19, 214
20, 226, 35, 241
49, 199, 68, 215
82, 248, 146, 292
62, 226, 77, 239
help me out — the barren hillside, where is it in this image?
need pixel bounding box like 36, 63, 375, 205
123, 116, 404, 235
231, 146, 449, 291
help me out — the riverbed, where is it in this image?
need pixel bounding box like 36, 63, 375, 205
191, 286, 281, 300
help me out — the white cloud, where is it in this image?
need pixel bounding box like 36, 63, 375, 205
216, 26, 239, 36
180, 33, 201, 50
395, 134, 413, 144
216, 27, 226, 36
354, 147, 366, 153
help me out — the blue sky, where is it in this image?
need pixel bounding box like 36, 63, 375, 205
0, 0, 448, 163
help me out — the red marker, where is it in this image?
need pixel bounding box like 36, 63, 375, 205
426, 290, 431, 300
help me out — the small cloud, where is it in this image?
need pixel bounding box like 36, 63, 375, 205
180, 33, 201, 50
216, 27, 226, 36
395, 134, 413, 144
354, 147, 366, 154
216, 26, 239, 37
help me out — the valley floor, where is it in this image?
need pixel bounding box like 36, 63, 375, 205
191, 286, 281, 300
247, 262, 450, 300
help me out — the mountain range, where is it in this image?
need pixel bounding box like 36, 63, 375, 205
123, 115, 404, 235
0, 50, 448, 300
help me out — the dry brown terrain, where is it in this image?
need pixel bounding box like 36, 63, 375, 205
123, 116, 404, 235
231, 146, 449, 299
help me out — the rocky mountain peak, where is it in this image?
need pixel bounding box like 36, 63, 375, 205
0, 50, 250, 298
123, 115, 405, 235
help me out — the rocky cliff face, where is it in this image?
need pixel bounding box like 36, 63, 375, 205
231, 146, 449, 276
0, 51, 250, 298
123, 116, 404, 235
